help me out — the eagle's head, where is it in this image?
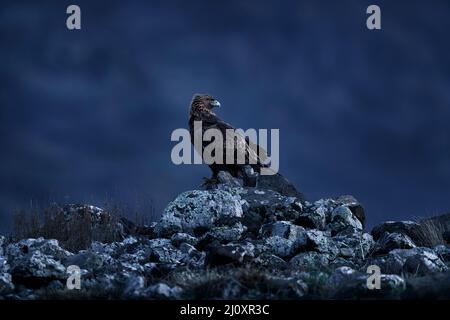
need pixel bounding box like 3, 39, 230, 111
190, 94, 221, 116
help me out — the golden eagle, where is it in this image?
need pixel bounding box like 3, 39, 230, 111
188, 94, 303, 200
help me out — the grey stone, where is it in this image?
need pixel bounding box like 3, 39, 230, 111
305, 229, 338, 258
200, 223, 246, 243
329, 205, 363, 233
145, 283, 183, 299
371, 221, 422, 243
372, 232, 416, 255
289, 251, 330, 271
155, 189, 243, 237
170, 233, 198, 247
206, 242, 255, 266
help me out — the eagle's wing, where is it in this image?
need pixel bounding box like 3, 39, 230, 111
207, 118, 266, 166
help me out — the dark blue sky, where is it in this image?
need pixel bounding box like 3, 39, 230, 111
1, 0, 450, 231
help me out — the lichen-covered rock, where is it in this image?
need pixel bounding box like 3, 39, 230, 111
240, 189, 302, 233
1, 186, 449, 300
200, 222, 247, 243
260, 222, 307, 258
289, 251, 330, 271
295, 209, 326, 230
434, 245, 450, 264
144, 283, 183, 299
0, 257, 14, 294
178, 243, 206, 268
369, 247, 447, 275
205, 242, 255, 266
4, 238, 72, 286
170, 233, 198, 247
305, 230, 338, 258
371, 221, 422, 243
327, 266, 405, 299
148, 238, 185, 264
334, 195, 366, 226
329, 205, 363, 234
403, 250, 448, 275
372, 232, 416, 255
252, 253, 287, 270
155, 189, 243, 237
333, 231, 374, 260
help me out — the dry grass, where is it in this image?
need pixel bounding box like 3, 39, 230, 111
414, 218, 446, 247
13, 204, 124, 252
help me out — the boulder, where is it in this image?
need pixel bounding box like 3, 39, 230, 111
333, 231, 374, 260
305, 230, 338, 258
5, 238, 73, 287
334, 195, 366, 227
205, 242, 255, 266
0, 257, 14, 294
289, 251, 330, 271
259, 222, 307, 258
329, 205, 363, 234
327, 266, 405, 299
372, 232, 416, 255
371, 221, 422, 243
369, 247, 447, 275
155, 189, 243, 237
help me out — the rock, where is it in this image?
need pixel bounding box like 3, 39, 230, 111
372, 232, 416, 255
305, 230, 338, 258
205, 242, 255, 266
145, 283, 183, 299
371, 221, 422, 243
240, 189, 302, 234
289, 251, 330, 271
155, 189, 243, 237
252, 253, 287, 270
333, 231, 374, 260
0, 257, 14, 294
170, 233, 198, 247
264, 236, 297, 258
329, 205, 363, 234
259, 221, 308, 246
434, 245, 450, 264
335, 195, 366, 227
217, 171, 243, 188
265, 276, 309, 299
8, 251, 67, 287
260, 222, 307, 258
256, 173, 304, 200
178, 243, 206, 268
199, 223, 246, 244
295, 209, 326, 230
327, 266, 405, 299
4, 238, 73, 287
403, 251, 448, 276
369, 247, 447, 275
122, 275, 146, 298
148, 239, 185, 264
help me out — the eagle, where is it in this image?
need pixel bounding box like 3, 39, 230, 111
188, 94, 304, 200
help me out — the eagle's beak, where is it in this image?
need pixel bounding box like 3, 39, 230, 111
210, 100, 221, 108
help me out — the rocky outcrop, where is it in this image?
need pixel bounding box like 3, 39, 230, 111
0, 172, 449, 299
